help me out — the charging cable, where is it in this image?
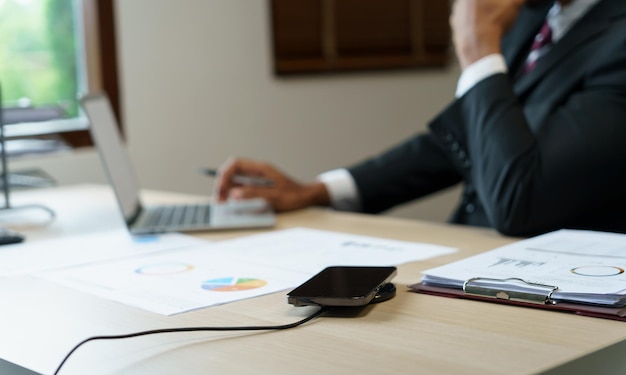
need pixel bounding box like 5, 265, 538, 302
54, 307, 327, 374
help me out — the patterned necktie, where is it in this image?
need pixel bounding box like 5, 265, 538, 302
523, 21, 553, 73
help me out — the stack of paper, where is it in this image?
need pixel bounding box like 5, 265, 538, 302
413, 230, 626, 320
40, 227, 457, 315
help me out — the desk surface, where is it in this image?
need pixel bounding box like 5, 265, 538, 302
2, 184, 626, 375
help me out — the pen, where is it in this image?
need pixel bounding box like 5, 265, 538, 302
199, 168, 274, 187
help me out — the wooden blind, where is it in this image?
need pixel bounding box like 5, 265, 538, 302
271, 0, 451, 75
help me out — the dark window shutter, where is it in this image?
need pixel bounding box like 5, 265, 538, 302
271, 0, 451, 75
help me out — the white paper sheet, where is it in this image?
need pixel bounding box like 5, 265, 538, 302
40, 227, 457, 315
0, 229, 208, 277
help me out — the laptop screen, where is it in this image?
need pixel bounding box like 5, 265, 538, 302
82, 94, 142, 223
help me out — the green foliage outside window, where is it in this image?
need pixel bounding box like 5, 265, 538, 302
0, 0, 79, 117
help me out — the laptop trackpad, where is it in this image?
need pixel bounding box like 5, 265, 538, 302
211, 199, 275, 227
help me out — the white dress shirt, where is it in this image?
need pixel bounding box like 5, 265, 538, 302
319, 0, 600, 212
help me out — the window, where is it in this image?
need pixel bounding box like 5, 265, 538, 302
0, 0, 119, 148
271, 0, 451, 75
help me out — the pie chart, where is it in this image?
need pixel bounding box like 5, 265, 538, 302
201, 277, 267, 292
570, 266, 624, 277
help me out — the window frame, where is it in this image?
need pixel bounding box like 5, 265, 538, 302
2, 0, 121, 147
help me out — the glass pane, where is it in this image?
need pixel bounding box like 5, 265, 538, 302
0, 0, 84, 123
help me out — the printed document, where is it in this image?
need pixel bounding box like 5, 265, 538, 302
0, 229, 208, 277
40, 227, 456, 315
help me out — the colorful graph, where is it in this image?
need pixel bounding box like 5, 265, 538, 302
135, 263, 194, 276
201, 277, 267, 292
571, 266, 624, 277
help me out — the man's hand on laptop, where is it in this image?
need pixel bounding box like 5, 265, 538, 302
213, 157, 330, 212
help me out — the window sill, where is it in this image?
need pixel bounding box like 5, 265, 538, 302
3, 117, 89, 139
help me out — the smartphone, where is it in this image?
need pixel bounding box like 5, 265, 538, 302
287, 266, 397, 307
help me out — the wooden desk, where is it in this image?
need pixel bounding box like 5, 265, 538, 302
1, 184, 625, 375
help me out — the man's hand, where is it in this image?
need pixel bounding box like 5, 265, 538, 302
213, 157, 331, 212
451, 0, 525, 69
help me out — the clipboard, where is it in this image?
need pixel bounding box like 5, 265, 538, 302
411, 229, 626, 322
409, 278, 626, 322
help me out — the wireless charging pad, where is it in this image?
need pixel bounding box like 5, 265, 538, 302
370, 283, 396, 304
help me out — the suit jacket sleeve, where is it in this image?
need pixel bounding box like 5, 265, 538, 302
347, 132, 463, 215
428, 32, 626, 236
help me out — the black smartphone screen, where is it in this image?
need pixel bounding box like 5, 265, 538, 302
287, 266, 397, 307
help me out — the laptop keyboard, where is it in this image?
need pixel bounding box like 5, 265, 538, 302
143, 204, 212, 228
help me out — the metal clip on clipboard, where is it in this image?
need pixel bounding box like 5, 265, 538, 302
463, 277, 559, 305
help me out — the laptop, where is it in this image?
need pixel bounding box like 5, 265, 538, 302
80, 93, 276, 235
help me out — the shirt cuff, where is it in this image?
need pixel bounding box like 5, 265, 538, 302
316, 168, 362, 212
455, 54, 508, 98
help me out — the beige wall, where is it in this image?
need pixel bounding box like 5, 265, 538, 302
13, 0, 462, 223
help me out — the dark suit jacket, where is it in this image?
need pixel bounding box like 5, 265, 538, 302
348, 0, 626, 236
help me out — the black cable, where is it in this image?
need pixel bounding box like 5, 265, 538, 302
53, 307, 327, 375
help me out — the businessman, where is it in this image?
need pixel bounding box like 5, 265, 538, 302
215, 0, 626, 237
